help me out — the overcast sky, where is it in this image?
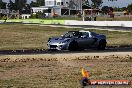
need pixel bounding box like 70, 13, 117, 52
102, 0, 132, 7
3, 0, 132, 7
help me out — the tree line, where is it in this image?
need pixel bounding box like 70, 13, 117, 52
0, 0, 132, 14
84, 0, 132, 14
0, 0, 44, 14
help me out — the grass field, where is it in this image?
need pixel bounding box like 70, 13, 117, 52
0, 24, 132, 50
0, 24, 132, 88
96, 16, 132, 21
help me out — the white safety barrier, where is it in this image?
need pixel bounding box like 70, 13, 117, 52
64, 20, 132, 27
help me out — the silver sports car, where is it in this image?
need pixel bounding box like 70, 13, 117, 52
47, 30, 107, 51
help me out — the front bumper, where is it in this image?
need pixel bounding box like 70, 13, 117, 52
47, 43, 68, 50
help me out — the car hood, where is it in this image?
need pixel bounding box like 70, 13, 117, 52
49, 37, 71, 43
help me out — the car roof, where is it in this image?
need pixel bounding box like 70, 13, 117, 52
79, 30, 90, 33
68, 30, 91, 32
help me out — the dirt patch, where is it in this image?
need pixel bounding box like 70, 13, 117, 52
0, 52, 132, 61
0, 52, 132, 88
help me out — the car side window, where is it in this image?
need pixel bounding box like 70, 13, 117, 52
91, 32, 97, 37
82, 32, 90, 38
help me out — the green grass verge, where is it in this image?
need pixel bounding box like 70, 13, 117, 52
97, 16, 132, 21
0, 19, 65, 24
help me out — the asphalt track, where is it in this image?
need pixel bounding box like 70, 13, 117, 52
46, 25, 132, 32
27, 24, 132, 32
0, 45, 132, 55
1, 22, 132, 32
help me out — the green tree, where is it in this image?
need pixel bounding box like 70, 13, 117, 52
30, 1, 39, 7
113, 7, 119, 11
22, 4, 31, 14
101, 6, 109, 14
91, 0, 103, 8
82, 0, 90, 9
82, 0, 89, 7
36, 0, 45, 6
0, 0, 6, 9
8, 0, 17, 10
15, 0, 27, 13
121, 7, 127, 11
127, 3, 132, 13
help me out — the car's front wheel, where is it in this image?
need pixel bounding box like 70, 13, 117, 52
98, 40, 106, 50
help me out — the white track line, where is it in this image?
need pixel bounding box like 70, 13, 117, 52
24, 24, 131, 33
42, 25, 132, 32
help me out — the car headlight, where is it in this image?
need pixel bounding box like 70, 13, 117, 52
60, 39, 70, 44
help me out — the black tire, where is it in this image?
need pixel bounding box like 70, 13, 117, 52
68, 41, 78, 51
98, 40, 106, 50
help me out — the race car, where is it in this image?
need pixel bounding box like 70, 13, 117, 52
47, 30, 107, 51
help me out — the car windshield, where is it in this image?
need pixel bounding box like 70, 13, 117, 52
91, 32, 97, 36
62, 31, 80, 38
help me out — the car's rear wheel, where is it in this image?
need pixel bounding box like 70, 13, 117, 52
98, 40, 106, 50
68, 41, 78, 51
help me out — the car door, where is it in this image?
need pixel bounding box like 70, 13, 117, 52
78, 32, 95, 49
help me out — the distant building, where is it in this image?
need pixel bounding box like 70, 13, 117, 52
0, 9, 20, 19
32, 7, 49, 13
45, 0, 56, 6
21, 14, 31, 19
31, 0, 82, 17
82, 9, 99, 21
